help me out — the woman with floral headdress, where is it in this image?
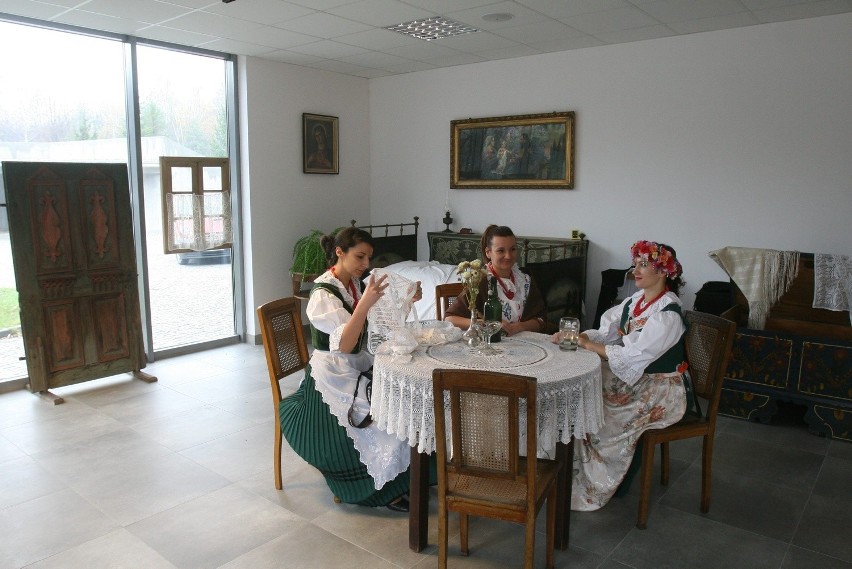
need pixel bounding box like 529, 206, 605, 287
555, 240, 693, 511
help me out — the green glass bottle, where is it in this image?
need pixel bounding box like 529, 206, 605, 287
483, 275, 502, 343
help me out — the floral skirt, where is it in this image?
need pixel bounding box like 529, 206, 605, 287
571, 361, 687, 511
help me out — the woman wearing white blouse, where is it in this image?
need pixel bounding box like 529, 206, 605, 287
280, 227, 424, 512
557, 240, 693, 511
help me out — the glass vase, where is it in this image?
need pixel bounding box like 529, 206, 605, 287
462, 307, 482, 348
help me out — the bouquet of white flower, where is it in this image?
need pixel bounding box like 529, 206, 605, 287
456, 259, 487, 316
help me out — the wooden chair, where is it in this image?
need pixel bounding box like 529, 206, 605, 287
433, 369, 560, 569
635, 310, 736, 529
435, 282, 465, 320
257, 297, 310, 490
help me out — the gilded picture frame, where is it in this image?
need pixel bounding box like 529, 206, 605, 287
450, 111, 574, 189
303, 113, 339, 174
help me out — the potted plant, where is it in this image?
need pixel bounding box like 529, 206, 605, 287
290, 229, 327, 297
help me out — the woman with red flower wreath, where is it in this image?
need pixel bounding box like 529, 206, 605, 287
555, 240, 695, 511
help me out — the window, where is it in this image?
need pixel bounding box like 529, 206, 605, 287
160, 157, 232, 253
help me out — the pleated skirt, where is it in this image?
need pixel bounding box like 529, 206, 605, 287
280, 365, 412, 507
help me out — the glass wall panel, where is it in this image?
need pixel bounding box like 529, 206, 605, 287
136, 46, 235, 351
0, 21, 126, 382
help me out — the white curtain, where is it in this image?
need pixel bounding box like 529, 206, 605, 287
166, 191, 232, 252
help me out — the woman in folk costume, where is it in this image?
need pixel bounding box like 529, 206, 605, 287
280, 227, 419, 511
445, 224, 548, 335
564, 240, 693, 511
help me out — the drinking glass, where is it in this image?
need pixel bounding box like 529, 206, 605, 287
559, 317, 580, 351
478, 319, 503, 354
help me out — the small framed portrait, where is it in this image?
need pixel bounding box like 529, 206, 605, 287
303, 113, 339, 174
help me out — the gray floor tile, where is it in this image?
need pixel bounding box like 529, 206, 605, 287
712, 431, 824, 490
169, 370, 269, 404
219, 523, 402, 569
127, 484, 302, 569
781, 545, 852, 569
0, 489, 118, 569
812, 455, 852, 501
131, 403, 258, 451
0, 404, 126, 455
33, 429, 230, 525
0, 433, 25, 462
0, 455, 67, 510
610, 505, 787, 569
24, 529, 179, 569
179, 422, 270, 482
659, 462, 809, 541
792, 493, 852, 563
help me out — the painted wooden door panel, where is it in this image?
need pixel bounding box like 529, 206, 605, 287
3, 162, 145, 392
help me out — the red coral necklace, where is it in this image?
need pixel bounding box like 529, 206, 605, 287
632, 288, 667, 318
331, 266, 359, 308
487, 263, 515, 300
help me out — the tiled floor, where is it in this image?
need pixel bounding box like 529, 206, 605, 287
0, 343, 850, 569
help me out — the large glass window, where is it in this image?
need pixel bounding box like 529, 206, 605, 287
0, 19, 239, 382
137, 46, 235, 352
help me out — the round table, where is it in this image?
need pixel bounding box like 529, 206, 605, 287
371, 331, 604, 552
372, 331, 603, 456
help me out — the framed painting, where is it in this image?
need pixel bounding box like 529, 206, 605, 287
303, 113, 339, 174
450, 111, 574, 189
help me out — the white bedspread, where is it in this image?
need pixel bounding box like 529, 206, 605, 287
380, 260, 459, 322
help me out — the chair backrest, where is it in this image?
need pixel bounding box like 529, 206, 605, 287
433, 369, 537, 485
683, 310, 736, 421
435, 282, 465, 320
257, 297, 310, 406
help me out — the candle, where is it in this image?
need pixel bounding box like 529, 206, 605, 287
444, 189, 450, 213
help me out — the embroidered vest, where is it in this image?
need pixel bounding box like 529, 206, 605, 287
619, 300, 686, 374
309, 282, 367, 353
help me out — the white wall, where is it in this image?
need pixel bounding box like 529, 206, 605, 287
368, 13, 852, 321
239, 57, 370, 336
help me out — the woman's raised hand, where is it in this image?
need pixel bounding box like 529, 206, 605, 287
412, 280, 423, 302
360, 273, 388, 309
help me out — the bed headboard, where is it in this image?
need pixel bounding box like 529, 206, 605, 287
351, 217, 419, 269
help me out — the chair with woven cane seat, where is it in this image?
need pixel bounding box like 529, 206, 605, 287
435, 282, 465, 320
432, 369, 561, 569
635, 310, 736, 529
257, 296, 310, 490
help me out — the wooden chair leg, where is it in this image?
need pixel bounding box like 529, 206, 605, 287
460, 513, 469, 556
274, 426, 283, 490
636, 437, 656, 529
438, 503, 448, 569
524, 510, 536, 569
660, 441, 670, 486
700, 434, 714, 512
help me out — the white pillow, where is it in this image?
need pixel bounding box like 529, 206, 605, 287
381, 261, 459, 322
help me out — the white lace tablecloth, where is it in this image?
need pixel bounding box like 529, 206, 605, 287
371, 332, 603, 473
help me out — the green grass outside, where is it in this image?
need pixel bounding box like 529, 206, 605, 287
0, 288, 20, 330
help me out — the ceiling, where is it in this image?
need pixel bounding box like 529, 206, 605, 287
3, 0, 850, 78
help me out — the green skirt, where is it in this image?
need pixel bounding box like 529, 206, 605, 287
280, 365, 416, 507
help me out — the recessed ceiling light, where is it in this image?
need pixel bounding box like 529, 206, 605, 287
386, 16, 480, 41
482, 13, 514, 22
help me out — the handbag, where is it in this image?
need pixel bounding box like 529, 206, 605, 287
347, 367, 373, 428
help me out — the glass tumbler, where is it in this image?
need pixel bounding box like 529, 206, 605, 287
559, 317, 580, 351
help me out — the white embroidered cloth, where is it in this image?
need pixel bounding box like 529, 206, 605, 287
709, 246, 800, 329
366, 268, 418, 354
813, 254, 852, 324
371, 332, 603, 482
